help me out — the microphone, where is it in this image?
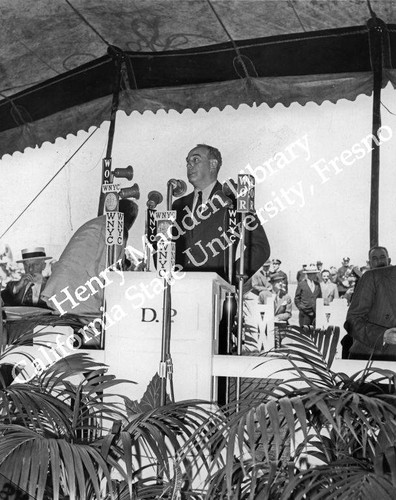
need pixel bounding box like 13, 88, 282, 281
237, 174, 255, 212
119, 183, 140, 200
222, 179, 238, 198
147, 190, 163, 209
168, 179, 187, 198
113, 166, 133, 181
213, 190, 233, 208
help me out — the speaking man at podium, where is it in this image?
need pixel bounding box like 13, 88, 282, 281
171, 144, 270, 284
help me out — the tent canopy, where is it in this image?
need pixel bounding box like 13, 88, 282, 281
0, 0, 395, 157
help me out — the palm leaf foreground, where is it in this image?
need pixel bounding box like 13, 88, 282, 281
1, 317, 396, 499
0, 316, 216, 499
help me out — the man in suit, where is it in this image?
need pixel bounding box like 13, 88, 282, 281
345, 265, 396, 360
294, 264, 322, 326
1, 247, 51, 308
320, 269, 339, 305
296, 264, 307, 282
172, 144, 270, 283
251, 259, 271, 295
336, 257, 352, 297
260, 272, 292, 324
269, 258, 288, 291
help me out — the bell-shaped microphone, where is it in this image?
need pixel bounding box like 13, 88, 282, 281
119, 183, 140, 200
168, 179, 187, 197
223, 179, 237, 198
113, 165, 134, 181
213, 190, 233, 208
147, 190, 163, 209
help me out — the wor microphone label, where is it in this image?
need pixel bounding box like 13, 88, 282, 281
237, 174, 255, 212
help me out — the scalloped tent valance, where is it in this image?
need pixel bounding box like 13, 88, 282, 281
0, 0, 395, 158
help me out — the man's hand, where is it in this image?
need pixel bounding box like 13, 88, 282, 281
12, 274, 33, 294
383, 327, 396, 345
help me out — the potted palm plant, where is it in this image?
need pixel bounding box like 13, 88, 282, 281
178, 325, 396, 499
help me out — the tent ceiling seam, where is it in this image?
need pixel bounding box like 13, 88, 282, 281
65, 0, 110, 48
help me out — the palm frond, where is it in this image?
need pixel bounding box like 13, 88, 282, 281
281, 461, 396, 500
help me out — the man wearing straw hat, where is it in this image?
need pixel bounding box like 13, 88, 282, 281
1, 247, 52, 307
294, 263, 322, 327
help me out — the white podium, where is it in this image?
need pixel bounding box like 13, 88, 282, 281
103, 271, 233, 403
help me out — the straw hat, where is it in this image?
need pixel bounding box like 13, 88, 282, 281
16, 247, 52, 263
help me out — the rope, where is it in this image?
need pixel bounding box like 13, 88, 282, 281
0, 127, 99, 240
366, 0, 377, 19
288, 0, 307, 33
65, 0, 111, 47
205, 0, 251, 79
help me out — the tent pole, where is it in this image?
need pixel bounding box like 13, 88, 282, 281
97, 47, 124, 216
367, 17, 384, 248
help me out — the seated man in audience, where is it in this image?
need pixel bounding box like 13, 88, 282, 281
345, 263, 396, 360
319, 269, 339, 305
1, 247, 52, 308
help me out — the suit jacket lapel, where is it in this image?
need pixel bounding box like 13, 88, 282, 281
185, 191, 194, 211
208, 181, 223, 199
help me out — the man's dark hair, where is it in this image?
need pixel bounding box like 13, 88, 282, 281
368, 245, 389, 258
197, 144, 222, 170
321, 269, 330, 275
119, 198, 139, 234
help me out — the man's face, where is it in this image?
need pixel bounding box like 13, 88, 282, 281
272, 262, 280, 271
321, 271, 330, 282
369, 248, 391, 268
186, 146, 217, 189
23, 259, 45, 276
306, 271, 317, 281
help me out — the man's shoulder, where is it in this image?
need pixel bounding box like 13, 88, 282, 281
364, 265, 396, 280
172, 191, 194, 209
296, 280, 308, 290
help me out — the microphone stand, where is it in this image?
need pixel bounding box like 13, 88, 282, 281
234, 175, 255, 408
159, 181, 177, 406
223, 200, 237, 405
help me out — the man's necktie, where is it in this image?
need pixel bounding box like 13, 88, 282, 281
23, 284, 33, 305
193, 191, 203, 218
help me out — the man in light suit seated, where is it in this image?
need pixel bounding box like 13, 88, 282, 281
1, 247, 52, 308
345, 264, 396, 360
